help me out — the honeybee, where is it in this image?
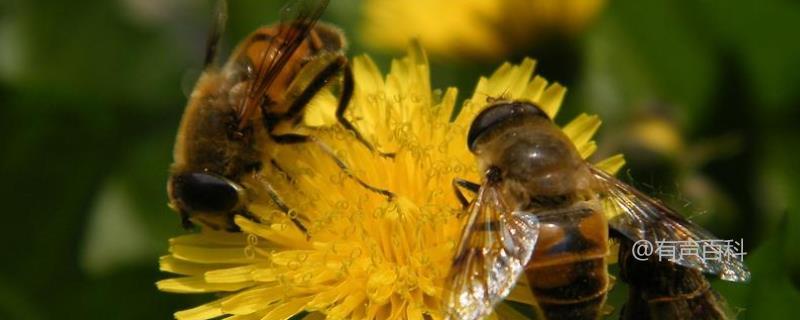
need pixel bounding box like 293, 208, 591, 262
445, 101, 750, 319
168, 0, 388, 232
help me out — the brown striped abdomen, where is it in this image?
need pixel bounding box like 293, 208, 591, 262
617, 238, 731, 320
525, 202, 610, 320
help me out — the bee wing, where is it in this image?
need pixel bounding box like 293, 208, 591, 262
591, 166, 750, 282
445, 184, 540, 320
616, 237, 734, 320
238, 0, 329, 128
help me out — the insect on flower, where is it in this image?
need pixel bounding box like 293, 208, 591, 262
445, 101, 751, 320
167, 0, 392, 233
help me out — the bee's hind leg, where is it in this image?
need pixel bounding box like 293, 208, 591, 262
267, 56, 395, 158
252, 174, 311, 239
335, 63, 395, 158
452, 177, 480, 210
268, 132, 395, 201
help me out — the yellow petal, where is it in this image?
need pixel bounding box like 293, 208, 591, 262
352, 54, 385, 94
327, 291, 366, 319
302, 89, 338, 127
205, 264, 261, 283
595, 154, 626, 175
157, 276, 252, 293
537, 83, 566, 118
160, 255, 220, 276
175, 300, 224, 320
235, 216, 311, 249
367, 266, 397, 304
578, 141, 598, 160
306, 280, 354, 310
170, 244, 254, 264
562, 113, 601, 154
220, 286, 284, 315
262, 296, 314, 320
521, 76, 548, 107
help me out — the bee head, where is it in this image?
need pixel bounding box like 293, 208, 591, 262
167, 172, 247, 227
467, 101, 550, 152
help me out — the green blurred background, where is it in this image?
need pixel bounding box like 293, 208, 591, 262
1, 0, 799, 319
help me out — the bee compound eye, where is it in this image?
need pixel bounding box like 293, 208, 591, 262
467, 101, 549, 151
173, 173, 242, 213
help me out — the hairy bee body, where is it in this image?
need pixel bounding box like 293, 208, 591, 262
470, 102, 610, 319
168, 0, 346, 231
171, 22, 344, 177
447, 100, 748, 320
172, 71, 261, 181
169, 65, 266, 230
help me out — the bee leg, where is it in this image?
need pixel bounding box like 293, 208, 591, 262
224, 214, 242, 232
270, 158, 294, 183
452, 177, 481, 209
336, 63, 396, 158
268, 132, 395, 201
279, 55, 346, 124
311, 136, 395, 200
257, 176, 311, 239
180, 211, 196, 230
271, 55, 394, 158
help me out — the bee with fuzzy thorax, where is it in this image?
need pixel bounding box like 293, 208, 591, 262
445, 101, 749, 320
168, 0, 391, 233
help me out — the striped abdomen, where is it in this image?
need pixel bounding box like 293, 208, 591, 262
525, 201, 610, 320
617, 238, 731, 320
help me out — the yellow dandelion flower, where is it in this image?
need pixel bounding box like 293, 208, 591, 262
157, 43, 623, 319
360, 0, 607, 61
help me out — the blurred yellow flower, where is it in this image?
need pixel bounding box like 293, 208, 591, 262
361, 0, 607, 61
628, 114, 685, 159
157, 43, 623, 319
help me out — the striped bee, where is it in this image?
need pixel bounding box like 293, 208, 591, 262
168, 0, 389, 232
446, 101, 749, 319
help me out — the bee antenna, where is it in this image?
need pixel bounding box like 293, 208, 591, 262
204, 0, 228, 68
482, 88, 512, 104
